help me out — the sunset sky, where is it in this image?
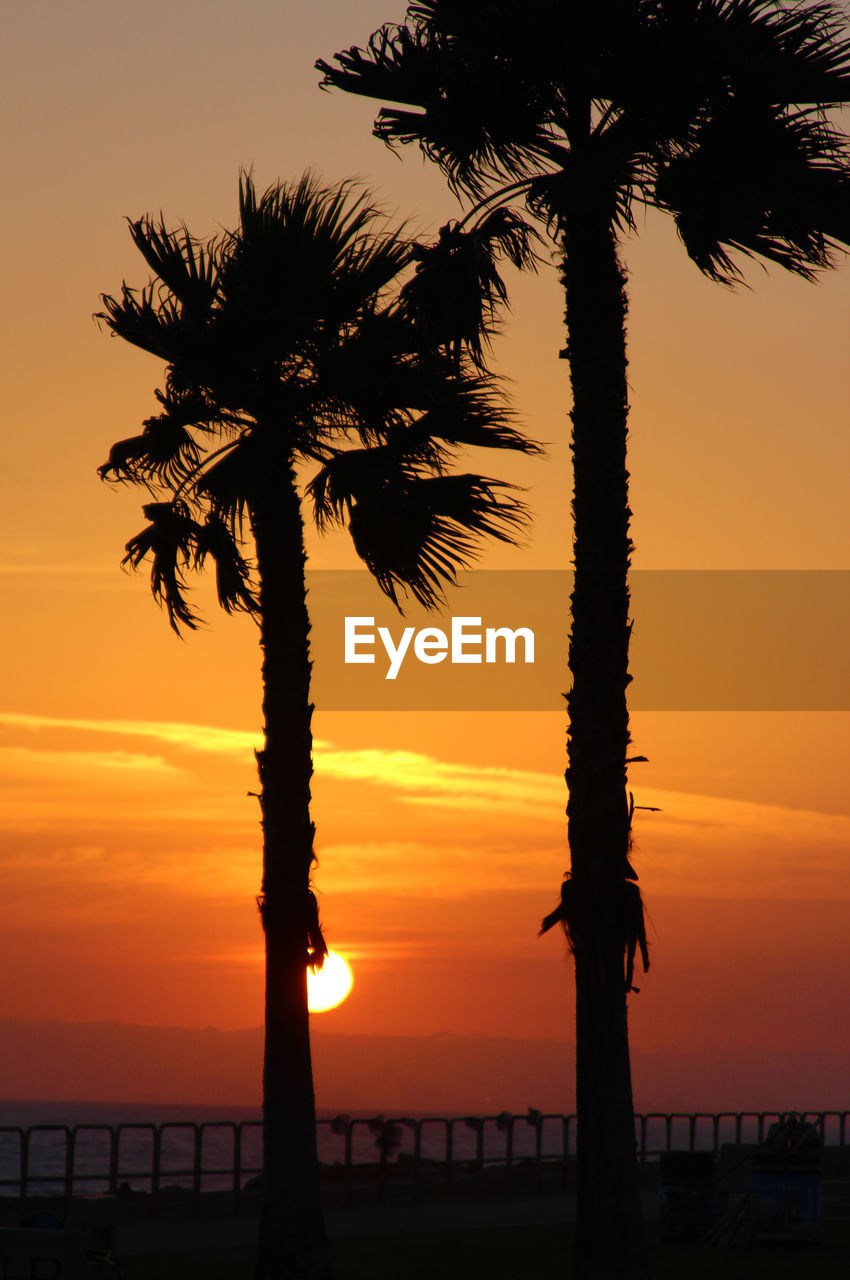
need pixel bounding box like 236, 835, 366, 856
1, 1, 848, 1110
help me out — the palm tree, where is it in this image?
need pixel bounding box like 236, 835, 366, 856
318, 4, 850, 1274
97, 172, 536, 1280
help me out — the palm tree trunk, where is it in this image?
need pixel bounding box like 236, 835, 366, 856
250, 462, 332, 1280
562, 185, 649, 1277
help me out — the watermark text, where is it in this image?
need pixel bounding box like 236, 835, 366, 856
344, 616, 535, 680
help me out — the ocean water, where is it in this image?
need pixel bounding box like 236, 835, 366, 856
0, 1100, 572, 1199
0, 1100, 262, 1199
2, 1102, 831, 1200
0, 1100, 262, 1130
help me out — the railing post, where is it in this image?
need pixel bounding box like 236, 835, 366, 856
192, 1124, 201, 1217
563, 1115, 574, 1190
64, 1127, 75, 1219
234, 1122, 243, 1211
0, 1128, 25, 1201
115, 1125, 125, 1199
402, 1118, 420, 1205
497, 1113, 513, 1195
21, 1128, 30, 1208
463, 1116, 484, 1181
507, 1115, 515, 1194
152, 1126, 162, 1218
344, 1120, 353, 1208
377, 1120, 388, 1207
108, 1126, 119, 1196
527, 1109, 543, 1195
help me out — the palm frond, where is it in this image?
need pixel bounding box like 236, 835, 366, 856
596, 0, 850, 207
414, 410, 541, 459
400, 210, 539, 365
235, 172, 397, 288
475, 206, 541, 270
656, 101, 850, 282
318, 22, 440, 109
331, 229, 414, 324
127, 216, 220, 315
96, 281, 182, 361
102, 170, 537, 634
318, 13, 558, 197
700, 0, 850, 105
305, 307, 518, 445
348, 472, 528, 609
194, 433, 262, 534
193, 514, 258, 616
409, 374, 541, 456
243, 171, 380, 252
306, 307, 417, 437
97, 419, 199, 488
307, 368, 537, 532
320, 0, 850, 240
307, 447, 395, 531
122, 501, 205, 632
221, 174, 410, 361
98, 386, 218, 487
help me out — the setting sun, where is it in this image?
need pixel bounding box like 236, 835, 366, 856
307, 951, 353, 1013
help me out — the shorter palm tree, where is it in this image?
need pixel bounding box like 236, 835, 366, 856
97, 172, 538, 1280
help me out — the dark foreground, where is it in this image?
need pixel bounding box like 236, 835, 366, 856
3, 1148, 847, 1276
123, 1220, 850, 1280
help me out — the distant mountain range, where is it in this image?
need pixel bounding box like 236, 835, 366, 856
1, 1017, 844, 1114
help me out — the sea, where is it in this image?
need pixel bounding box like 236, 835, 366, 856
0, 1099, 573, 1199
2, 1099, 830, 1201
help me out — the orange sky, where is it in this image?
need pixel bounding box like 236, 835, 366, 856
1, 2, 848, 1109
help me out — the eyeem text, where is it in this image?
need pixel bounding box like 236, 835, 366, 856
344, 616, 535, 681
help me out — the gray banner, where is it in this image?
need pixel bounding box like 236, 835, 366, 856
305, 570, 848, 711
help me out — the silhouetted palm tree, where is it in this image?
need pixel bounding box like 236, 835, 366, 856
319, 4, 850, 1274
97, 172, 536, 1280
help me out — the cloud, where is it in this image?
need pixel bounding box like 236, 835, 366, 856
0, 830, 259, 912
197, 936, 457, 970
0, 712, 262, 757
312, 765, 850, 900
1, 711, 847, 899
0, 712, 561, 822
631, 793, 850, 898
315, 838, 549, 895
0, 564, 114, 574
0, 745, 178, 776
316, 746, 561, 820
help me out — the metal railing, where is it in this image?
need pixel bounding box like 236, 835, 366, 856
0, 1110, 846, 1215
0, 1120, 263, 1215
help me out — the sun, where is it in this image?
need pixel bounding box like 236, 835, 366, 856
307, 951, 353, 1013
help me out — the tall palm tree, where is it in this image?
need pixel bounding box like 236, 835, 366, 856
97, 172, 536, 1280
318, 4, 850, 1274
